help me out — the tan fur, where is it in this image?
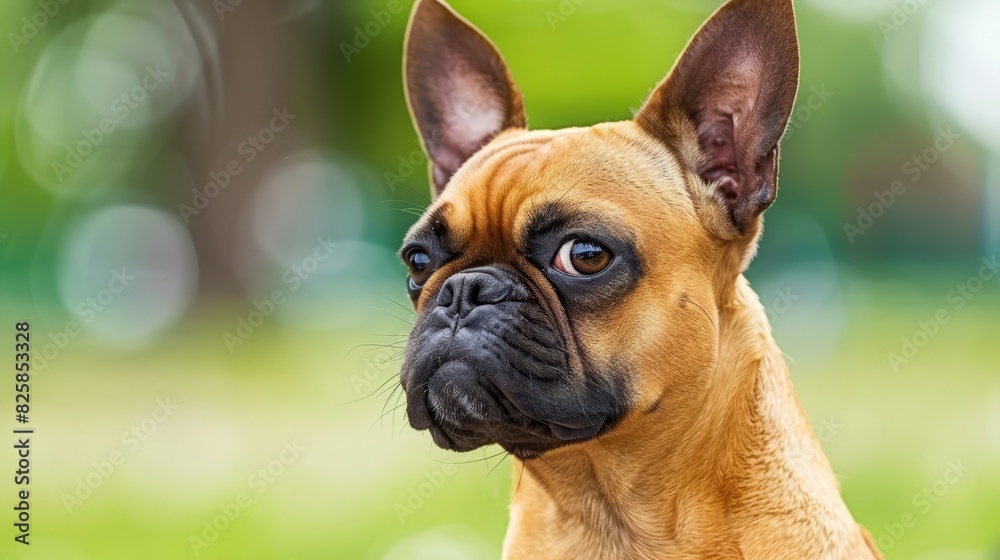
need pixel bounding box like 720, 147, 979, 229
401, 1, 881, 558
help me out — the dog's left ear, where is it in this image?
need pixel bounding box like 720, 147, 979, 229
635, 0, 799, 234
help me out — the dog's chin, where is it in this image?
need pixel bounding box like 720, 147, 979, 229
406, 360, 614, 459
426, 416, 609, 460
425, 422, 554, 459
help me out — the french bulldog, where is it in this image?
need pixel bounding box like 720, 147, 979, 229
396, 0, 881, 558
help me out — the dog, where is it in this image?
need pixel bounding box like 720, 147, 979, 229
396, 0, 881, 558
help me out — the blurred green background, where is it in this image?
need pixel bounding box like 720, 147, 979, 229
1, 0, 998, 558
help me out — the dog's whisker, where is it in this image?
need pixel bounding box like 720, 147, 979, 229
398, 410, 411, 436
380, 296, 417, 316
549, 179, 585, 207
679, 294, 719, 333
380, 383, 403, 415
510, 458, 526, 505
534, 454, 563, 475
380, 383, 404, 421
347, 342, 406, 355
381, 198, 428, 211
385, 207, 427, 217
370, 400, 407, 429
344, 341, 406, 358
372, 306, 414, 326
433, 449, 509, 465
396, 183, 433, 206
340, 369, 404, 405
391, 387, 406, 433
370, 349, 407, 369
486, 452, 512, 478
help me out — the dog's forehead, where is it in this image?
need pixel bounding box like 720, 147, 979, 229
409, 122, 692, 250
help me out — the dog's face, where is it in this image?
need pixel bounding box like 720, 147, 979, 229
398, 0, 799, 458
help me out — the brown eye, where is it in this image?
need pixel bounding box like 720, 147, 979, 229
553, 239, 612, 276
406, 249, 433, 286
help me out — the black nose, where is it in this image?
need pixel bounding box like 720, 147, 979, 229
436, 269, 512, 317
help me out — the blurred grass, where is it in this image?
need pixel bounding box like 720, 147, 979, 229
2, 284, 999, 559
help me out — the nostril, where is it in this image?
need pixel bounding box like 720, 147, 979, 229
467, 281, 483, 305
467, 274, 510, 305
436, 278, 457, 308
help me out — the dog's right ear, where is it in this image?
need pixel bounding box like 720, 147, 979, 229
404, 0, 526, 198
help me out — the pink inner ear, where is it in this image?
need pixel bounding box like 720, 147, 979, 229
443, 75, 506, 159
426, 84, 506, 187
699, 113, 741, 201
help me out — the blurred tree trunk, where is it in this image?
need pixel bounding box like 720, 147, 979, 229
172, 0, 345, 300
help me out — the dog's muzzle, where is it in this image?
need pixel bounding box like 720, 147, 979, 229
400, 265, 624, 458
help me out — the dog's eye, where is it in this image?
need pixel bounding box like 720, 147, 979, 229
406, 249, 433, 286
553, 239, 612, 276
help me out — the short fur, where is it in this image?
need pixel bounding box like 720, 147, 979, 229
398, 1, 882, 558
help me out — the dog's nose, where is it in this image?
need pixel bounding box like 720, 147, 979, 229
436, 269, 512, 317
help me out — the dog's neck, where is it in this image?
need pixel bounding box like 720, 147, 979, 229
504, 274, 876, 559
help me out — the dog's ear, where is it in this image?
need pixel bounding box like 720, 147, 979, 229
635, 0, 799, 234
404, 0, 526, 197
